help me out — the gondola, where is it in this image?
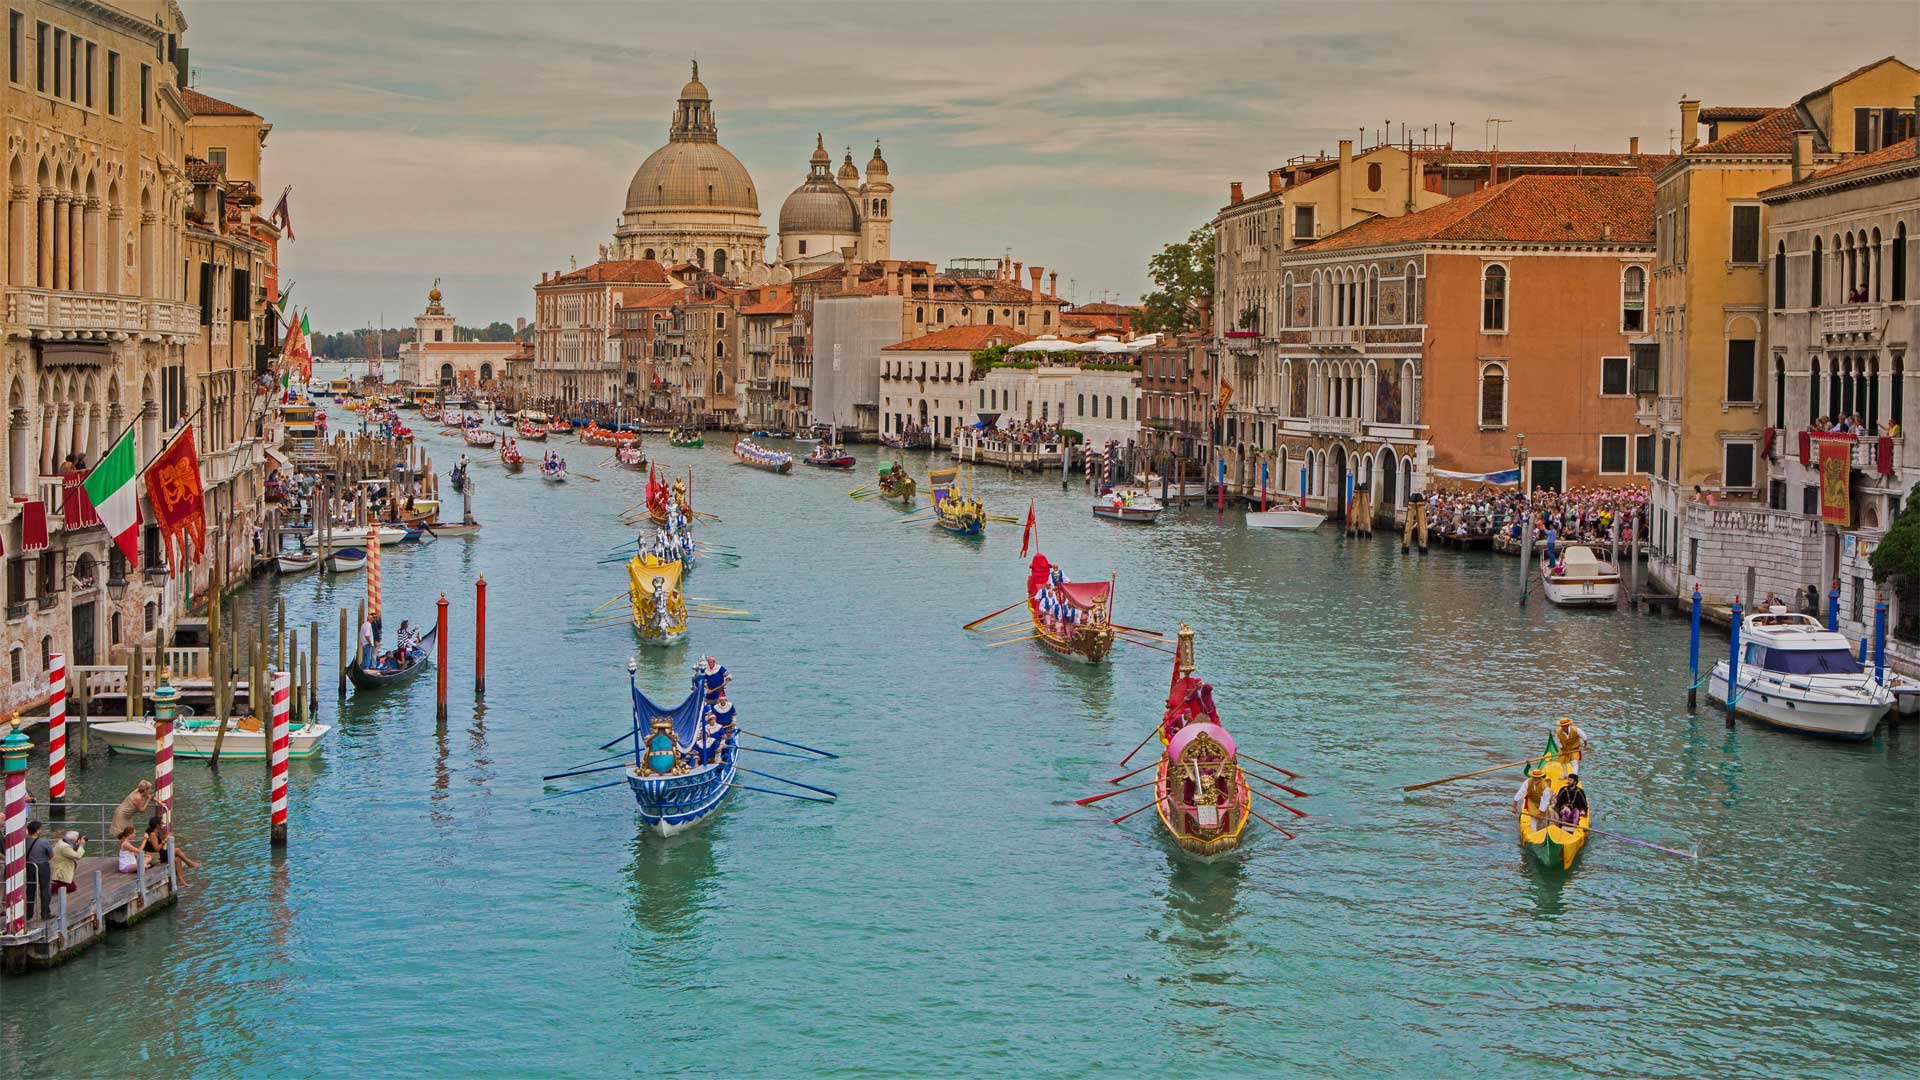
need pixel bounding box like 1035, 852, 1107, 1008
540, 458, 569, 483
876, 461, 916, 504
450, 462, 470, 492
346, 627, 438, 690
1517, 733, 1589, 869
500, 441, 525, 472
616, 444, 649, 470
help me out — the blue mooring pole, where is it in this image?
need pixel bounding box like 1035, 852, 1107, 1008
1874, 594, 1888, 685
1688, 585, 1703, 712
1828, 579, 1840, 631
1726, 596, 1744, 727
1859, 638, 1870, 664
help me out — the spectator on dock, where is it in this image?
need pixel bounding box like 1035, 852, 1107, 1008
51, 831, 84, 896
111, 780, 154, 836
24, 820, 52, 920
117, 827, 153, 873
145, 815, 202, 886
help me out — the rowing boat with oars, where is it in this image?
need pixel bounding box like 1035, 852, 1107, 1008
515, 418, 549, 442
1025, 553, 1115, 663
669, 429, 705, 448
645, 467, 687, 526
616, 443, 649, 470
1154, 626, 1258, 857
802, 446, 855, 470
1517, 733, 1588, 870
346, 625, 438, 691
628, 553, 688, 645
463, 424, 498, 448
500, 441, 525, 472
928, 467, 983, 536
876, 461, 916, 504
581, 422, 638, 447
733, 437, 793, 474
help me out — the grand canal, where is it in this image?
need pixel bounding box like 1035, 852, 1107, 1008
4, 421, 1916, 1079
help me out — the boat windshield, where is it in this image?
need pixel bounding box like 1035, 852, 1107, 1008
1761, 648, 1863, 675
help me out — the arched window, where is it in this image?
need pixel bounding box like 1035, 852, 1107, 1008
1120, 397, 1128, 419
1106, 395, 1114, 418
915, 306, 925, 323
1281, 273, 1294, 328
1811, 236, 1824, 306
1367, 162, 1383, 192
1622, 265, 1647, 331
1367, 266, 1380, 325
1774, 356, 1787, 429
644, 248, 655, 260
1481, 265, 1508, 331
1894, 223, 1908, 302
1405, 262, 1420, 323
110, 611, 122, 646
1042, 311, 1051, 326
1077, 393, 1084, 417
694, 248, 705, 268
714, 249, 727, 277
714, 370, 725, 394
986, 309, 994, 325
1478, 362, 1506, 428
1773, 243, 1787, 310
715, 341, 725, 359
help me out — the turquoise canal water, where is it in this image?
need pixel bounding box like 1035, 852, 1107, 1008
4, 423, 1917, 1079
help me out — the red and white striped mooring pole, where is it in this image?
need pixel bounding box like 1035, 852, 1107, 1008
269, 670, 290, 847
46, 652, 67, 818
151, 672, 179, 822
3, 718, 31, 933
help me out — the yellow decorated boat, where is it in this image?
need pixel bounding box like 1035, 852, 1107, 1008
1517, 735, 1588, 870
628, 553, 688, 646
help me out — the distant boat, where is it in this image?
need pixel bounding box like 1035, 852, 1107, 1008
1245, 497, 1326, 531
1092, 490, 1162, 523
346, 625, 438, 691
328, 547, 368, 573
277, 549, 321, 574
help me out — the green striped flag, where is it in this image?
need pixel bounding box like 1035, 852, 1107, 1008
81, 427, 142, 563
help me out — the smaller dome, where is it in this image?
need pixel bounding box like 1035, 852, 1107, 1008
811, 133, 830, 167
867, 141, 889, 177
428, 287, 442, 303
837, 150, 860, 183
780, 184, 859, 235
679, 60, 708, 101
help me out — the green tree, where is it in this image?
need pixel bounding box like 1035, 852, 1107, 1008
1871, 483, 1920, 583
1136, 226, 1215, 335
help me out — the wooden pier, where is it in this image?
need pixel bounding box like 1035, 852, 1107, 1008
2, 852, 179, 973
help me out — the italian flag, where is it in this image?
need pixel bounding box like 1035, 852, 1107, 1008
82, 427, 142, 563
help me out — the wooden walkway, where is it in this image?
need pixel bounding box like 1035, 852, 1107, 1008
1, 854, 179, 973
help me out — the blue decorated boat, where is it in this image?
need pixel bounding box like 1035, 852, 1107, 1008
625, 659, 738, 835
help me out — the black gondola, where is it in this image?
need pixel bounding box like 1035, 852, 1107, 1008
345, 627, 438, 690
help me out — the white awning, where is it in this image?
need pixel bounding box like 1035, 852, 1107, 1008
265, 447, 294, 470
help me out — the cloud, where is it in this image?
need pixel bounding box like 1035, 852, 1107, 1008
182, 0, 1916, 321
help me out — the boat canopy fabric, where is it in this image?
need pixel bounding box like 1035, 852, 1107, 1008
630, 672, 707, 750
629, 554, 683, 596
1558, 546, 1611, 573
1168, 721, 1236, 763
1056, 581, 1110, 609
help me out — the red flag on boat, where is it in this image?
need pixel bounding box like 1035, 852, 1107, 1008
1020, 499, 1036, 558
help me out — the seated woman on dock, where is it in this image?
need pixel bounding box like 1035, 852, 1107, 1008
117, 826, 153, 873
145, 816, 203, 886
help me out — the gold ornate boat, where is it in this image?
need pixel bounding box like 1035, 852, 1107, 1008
1025, 553, 1114, 663
628, 553, 688, 646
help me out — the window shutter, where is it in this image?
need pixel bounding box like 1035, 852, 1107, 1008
232, 268, 250, 317
198, 262, 213, 325
1855, 108, 1872, 152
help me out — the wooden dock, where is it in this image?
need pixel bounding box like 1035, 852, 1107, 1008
2, 853, 179, 973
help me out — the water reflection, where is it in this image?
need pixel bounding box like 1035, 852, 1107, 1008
1522, 855, 1570, 918
625, 822, 722, 945
1159, 847, 1245, 956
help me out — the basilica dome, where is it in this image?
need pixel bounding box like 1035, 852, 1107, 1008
625, 140, 760, 215
779, 137, 859, 233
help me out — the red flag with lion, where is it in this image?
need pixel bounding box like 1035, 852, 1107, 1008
145, 425, 207, 568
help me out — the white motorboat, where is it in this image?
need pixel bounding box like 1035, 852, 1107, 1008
1883, 672, 1920, 716
1245, 498, 1326, 530
317, 525, 410, 549
1708, 611, 1895, 740
276, 549, 321, 574
327, 547, 368, 573
1540, 545, 1620, 608
1092, 490, 1162, 523
92, 715, 331, 759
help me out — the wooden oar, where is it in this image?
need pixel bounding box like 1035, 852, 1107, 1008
736, 766, 837, 800
1401, 754, 1555, 792
1109, 799, 1158, 825
1239, 753, 1301, 781
1248, 786, 1308, 818
1110, 623, 1167, 639
974, 620, 1030, 635
1246, 807, 1297, 840
728, 782, 835, 805
1117, 636, 1175, 655
588, 593, 631, 615
740, 729, 839, 759
1117, 726, 1162, 767
1513, 811, 1696, 859
963, 599, 1030, 630
1108, 759, 1159, 785
1241, 770, 1309, 799
1074, 778, 1159, 805
985, 634, 1040, 647
538, 778, 627, 801
541, 761, 630, 782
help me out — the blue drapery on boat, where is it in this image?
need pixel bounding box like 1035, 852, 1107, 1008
630, 668, 732, 749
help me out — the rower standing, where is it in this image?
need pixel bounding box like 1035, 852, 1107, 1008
1554, 717, 1586, 770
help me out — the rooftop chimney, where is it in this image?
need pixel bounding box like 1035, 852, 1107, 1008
1048, 271, 1058, 296
1268, 168, 1285, 193
1338, 139, 1354, 165
1792, 129, 1816, 182
1013, 261, 1023, 285
1679, 98, 1700, 151
840, 246, 857, 292
1029, 266, 1044, 295
1229, 181, 1244, 205
1629, 136, 1640, 156
541, 272, 549, 284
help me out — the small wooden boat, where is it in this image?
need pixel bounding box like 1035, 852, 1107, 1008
463, 426, 499, 448
803, 446, 856, 470
928, 469, 983, 536
346, 626, 438, 690
450, 463, 470, 492
1026, 554, 1115, 663
328, 547, 368, 573
540, 459, 569, 484
500, 442, 525, 472
1540, 545, 1621, 608
277, 549, 321, 574
1517, 734, 1588, 870
877, 462, 916, 504
1245, 497, 1326, 530
418, 521, 481, 537
516, 420, 548, 442
629, 553, 688, 645
581, 423, 637, 447
1092, 489, 1163, 523
546, 419, 573, 435
617, 444, 649, 470
421, 404, 442, 422
319, 525, 411, 549
669, 429, 705, 448
733, 438, 793, 474
93, 714, 331, 760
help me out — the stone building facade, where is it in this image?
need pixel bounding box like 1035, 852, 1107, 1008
397, 283, 520, 389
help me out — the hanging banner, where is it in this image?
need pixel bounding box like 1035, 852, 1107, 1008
1818, 438, 1852, 527
146, 425, 208, 568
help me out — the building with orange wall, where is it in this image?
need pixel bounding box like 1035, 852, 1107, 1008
1265, 175, 1655, 522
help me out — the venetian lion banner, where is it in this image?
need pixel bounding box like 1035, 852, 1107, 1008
146, 425, 208, 568
1817, 437, 1851, 528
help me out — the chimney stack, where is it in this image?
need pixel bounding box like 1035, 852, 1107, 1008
541, 272, 549, 284
1629, 136, 1640, 156
1268, 168, 1285, 193
1338, 138, 1353, 164
1679, 98, 1700, 151
1048, 271, 1058, 296
1229, 181, 1244, 205
840, 246, 857, 292
1029, 266, 1044, 295
1792, 129, 1816, 182
1013, 261, 1023, 286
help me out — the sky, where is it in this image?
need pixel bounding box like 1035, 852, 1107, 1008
181, 0, 1915, 330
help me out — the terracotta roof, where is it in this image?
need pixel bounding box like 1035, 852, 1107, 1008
618, 288, 682, 310
1700, 106, 1778, 122
1413, 149, 1672, 174
1069, 302, 1140, 315
184, 159, 222, 183
741, 298, 794, 316
883, 325, 1034, 352
1063, 314, 1123, 331
1768, 138, 1920, 192
1690, 106, 1797, 155
1299, 175, 1654, 252
180, 88, 259, 117
796, 264, 855, 282
543, 259, 671, 287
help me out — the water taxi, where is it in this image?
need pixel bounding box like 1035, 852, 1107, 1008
1092, 489, 1162, 523
1540, 545, 1621, 608
1245, 496, 1326, 530
1709, 611, 1895, 739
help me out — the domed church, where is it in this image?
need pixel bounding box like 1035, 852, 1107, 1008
610, 64, 894, 282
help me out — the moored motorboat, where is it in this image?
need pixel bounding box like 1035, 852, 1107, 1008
1092, 489, 1163, 523
328, 547, 368, 573
92, 714, 331, 759
1541, 545, 1621, 608
1245, 497, 1327, 530
277, 549, 321, 574
1708, 611, 1895, 739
